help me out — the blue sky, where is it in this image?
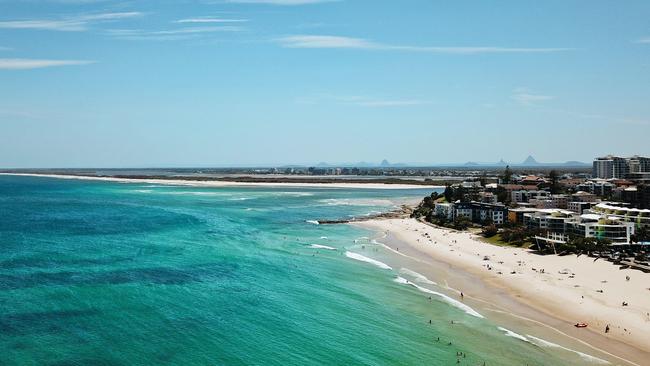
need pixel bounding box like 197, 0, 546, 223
1, 0, 649, 168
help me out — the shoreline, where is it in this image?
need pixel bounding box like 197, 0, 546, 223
0, 173, 443, 190
353, 218, 650, 366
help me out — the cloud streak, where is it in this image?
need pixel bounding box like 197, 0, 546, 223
512, 88, 554, 106
276, 35, 572, 54
0, 12, 142, 32
0, 58, 95, 70
175, 17, 248, 24
106, 26, 242, 41
225, 0, 337, 5
633, 37, 650, 44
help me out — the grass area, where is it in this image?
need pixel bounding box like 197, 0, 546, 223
478, 233, 533, 248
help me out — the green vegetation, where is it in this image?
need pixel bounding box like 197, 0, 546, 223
631, 225, 649, 243
411, 191, 440, 219
500, 165, 513, 184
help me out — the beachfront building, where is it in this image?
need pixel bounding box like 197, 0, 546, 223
526, 209, 635, 245
434, 202, 454, 220
573, 214, 635, 244
452, 202, 507, 225
523, 209, 574, 232
508, 207, 539, 224
587, 202, 650, 229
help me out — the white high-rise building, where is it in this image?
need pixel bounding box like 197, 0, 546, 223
592, 155, 647, 179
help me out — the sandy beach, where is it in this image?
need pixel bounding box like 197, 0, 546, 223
354, 218, 650, 366
0, 173, 441, 190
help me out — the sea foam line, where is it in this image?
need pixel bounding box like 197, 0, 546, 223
306, 220, 320, 225
309, 244, 337, 250
399, 268, 437, 285
345, 251, 392, 270
394, 276, 483, 318
497, 327, 530, 342
526, 335, 610, 364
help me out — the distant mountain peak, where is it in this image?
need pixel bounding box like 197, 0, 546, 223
522, 155, 539, 165
497, 159, 507, 165
380, 159, 390, 167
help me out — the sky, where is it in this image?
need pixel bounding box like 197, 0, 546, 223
0, 0, 649, 168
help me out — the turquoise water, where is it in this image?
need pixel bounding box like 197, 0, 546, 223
0, 176, 599, 365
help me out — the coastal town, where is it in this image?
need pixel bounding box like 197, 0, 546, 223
409, 155, 650, 272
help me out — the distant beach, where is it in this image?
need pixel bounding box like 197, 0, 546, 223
354, 218, 650, 366
0, 173, 443, 190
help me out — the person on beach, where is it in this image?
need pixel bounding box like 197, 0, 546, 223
605, 324, 610, 333
460, 292, 464, 299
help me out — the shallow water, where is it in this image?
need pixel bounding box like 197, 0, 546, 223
0, 176, 603, 365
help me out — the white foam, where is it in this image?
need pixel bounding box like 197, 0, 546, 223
400, 268, 437, 285
526, 335, 610, 364
306, 220, 320, 225
318, 198, 395, 207
319, 236, 329, 240
309, 244, 337, 250
272, 192, 314, 197
132, 189, 152, 193
393, 276, 483, 318
345, 251, 392, 270
497, 327, 529, 342
166, 191, 226, 196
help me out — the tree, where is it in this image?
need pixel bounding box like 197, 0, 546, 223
548, 170, 560, 194
495, 185, 509, 205
453, 185, 466, 202
482, 224, 498, 238
479, 172, 488, 187
444, 185, 453, 203
500, 165, 513, 184
453, 216, 472, 230
631, 226, 649, 243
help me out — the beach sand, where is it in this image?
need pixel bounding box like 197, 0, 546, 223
354, 218, 650, 366
0, 173, 441, 190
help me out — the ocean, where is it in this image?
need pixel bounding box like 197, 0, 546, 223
0, 175, 603, 365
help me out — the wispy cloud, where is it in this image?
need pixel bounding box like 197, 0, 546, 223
511, 88, 554, 106
0, 12, 142, 32
276, 35, 572, 54
633, 37, 650, 44
107, 26, 242, 41
175, 17, 248, 24
298, 94, 428, 108
225, 0, 337, 5
0, 46, 12, 51
0, 58, 94, 70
